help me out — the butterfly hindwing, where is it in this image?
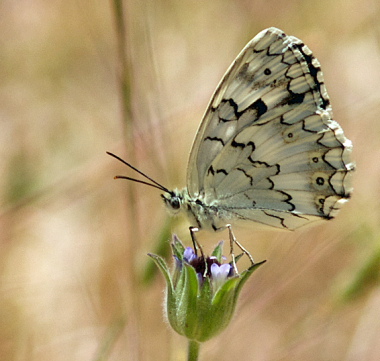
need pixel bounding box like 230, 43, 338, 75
186, 27, 353, 230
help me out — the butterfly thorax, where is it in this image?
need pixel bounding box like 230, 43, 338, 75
161, 188, 225, 231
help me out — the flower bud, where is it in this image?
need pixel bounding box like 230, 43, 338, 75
149, 234, 265, 342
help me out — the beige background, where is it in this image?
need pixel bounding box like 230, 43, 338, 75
1, 1, 379, 360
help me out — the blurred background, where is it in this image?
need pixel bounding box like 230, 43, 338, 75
1, 0, 379, 360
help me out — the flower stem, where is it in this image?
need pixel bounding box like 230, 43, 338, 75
187, 340, 201, 361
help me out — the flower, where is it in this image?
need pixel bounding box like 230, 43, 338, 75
183, 247, 197, 263
210, 263, 231, 290
148, 234, 266, 343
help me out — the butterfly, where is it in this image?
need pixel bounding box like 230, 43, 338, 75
108, 27, 354, 234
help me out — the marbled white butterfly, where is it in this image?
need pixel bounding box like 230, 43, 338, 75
108, 27, 354, 233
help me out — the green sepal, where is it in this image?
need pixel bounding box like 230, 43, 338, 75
147, 253, 173, 292
211, 241, 224, 263
234, 260, 267, 301
167, 260, 199, 336
171, 234, 186, 261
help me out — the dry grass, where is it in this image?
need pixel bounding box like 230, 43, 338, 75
1, 0, 380, 360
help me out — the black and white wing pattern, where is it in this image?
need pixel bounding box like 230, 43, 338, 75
184, 27, 354, 230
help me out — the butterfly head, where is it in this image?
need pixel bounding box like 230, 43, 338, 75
161, 189, 186, 215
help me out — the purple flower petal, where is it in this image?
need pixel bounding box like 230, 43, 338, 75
183, 247, 196, 263
211, 263, 231, 290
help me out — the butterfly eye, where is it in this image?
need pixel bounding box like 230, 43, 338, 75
169, 197, 181, 210
161, 193, 182, 213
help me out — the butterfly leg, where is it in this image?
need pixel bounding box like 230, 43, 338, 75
189, 227, 208, 276
227, 225, 255, 272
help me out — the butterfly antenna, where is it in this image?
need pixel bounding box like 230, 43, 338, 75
106, 151, 171, 193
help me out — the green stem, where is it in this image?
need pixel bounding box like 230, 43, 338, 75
187, 340, 201, 361
110, 1, 141, 360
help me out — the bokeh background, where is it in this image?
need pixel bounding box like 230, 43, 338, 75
1, 1, 380, 360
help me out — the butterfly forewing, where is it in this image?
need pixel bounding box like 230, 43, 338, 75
186, 27, 353, 230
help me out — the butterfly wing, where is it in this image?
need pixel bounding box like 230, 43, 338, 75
186, 27, 353, 230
